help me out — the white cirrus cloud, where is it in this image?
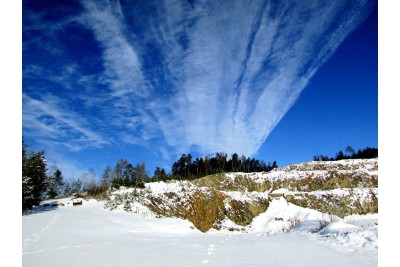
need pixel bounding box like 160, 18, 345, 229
104, 0, 374, 157
78, 0, 150, 99
22, 93, 109, 151
23, 0, 376, 162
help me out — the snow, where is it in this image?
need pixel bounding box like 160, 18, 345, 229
316, 215, 378, 251
23, 197, 377, 267
319, 220, 362, 235
271, 188, 291, 194
309, 187, 378, 201
344, 213, 378, 227
221, 190, 267, 202
23, 159, 378, 266
251, 198, 330, 234
236, 158, 378, 184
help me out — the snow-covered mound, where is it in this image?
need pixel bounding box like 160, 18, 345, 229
249, 198, 378, 251
250, 198, 334, 235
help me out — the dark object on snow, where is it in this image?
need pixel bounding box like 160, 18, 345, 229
137, 182, 145, 189
51, 203, 59, 207
270, 193, 284, 198
42, 203, 50, 207
72, 199, 83, 206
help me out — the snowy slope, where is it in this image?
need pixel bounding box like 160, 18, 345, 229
104, 159, 377, 232
201, 158, 378, 191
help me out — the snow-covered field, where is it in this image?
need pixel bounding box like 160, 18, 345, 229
22, 198, 377, 267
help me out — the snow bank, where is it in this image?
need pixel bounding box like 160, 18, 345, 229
246, 197, 378, 252
316, 214, 378, 251
319, 220, 362, 235
250, 198, 331, 235
344, 213, 378, 227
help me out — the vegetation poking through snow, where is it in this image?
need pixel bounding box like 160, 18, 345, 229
104, 159, 377, 232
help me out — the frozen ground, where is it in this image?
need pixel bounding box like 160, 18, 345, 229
22, 199, 377, 267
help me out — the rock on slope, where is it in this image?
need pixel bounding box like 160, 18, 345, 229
104, 159, 378, 232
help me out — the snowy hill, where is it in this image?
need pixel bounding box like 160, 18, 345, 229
105, 159, 378, 232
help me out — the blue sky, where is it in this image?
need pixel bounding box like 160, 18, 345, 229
22, 0, 378, 180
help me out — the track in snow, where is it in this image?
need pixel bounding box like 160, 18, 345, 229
22, 200, 377, 267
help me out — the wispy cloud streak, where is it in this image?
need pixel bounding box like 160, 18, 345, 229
131, 0, 375, 156
23, 0, 376, 163
78, 0, 149, 99
22, 93, 108, 151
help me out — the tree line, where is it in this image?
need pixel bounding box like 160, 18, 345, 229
313, 146, 378, 162
168, 152, 278, 180
23, 144, 152, 210
96, 152, 278, 189
23, 141, 378, 211
98, 160, 149, 192
23, 139, 279, 210
22, 139, 155, 210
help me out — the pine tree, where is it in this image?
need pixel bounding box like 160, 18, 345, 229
179, 154, 187, 178
153, 167, 167, 182
22, 141, 48, 210
22, 176, 35, 210
186, 154, 192, 179
231, 153, 239, 172
239, 155, 247, 172
272, 161, 278, 169
204, 156, 210, 176
112, 159, 129, 188
123, 164, 134, 186
216, 152, 227, 173
345, 146, 355, 158
135, 162, 148, 186
153, 167, 162, 182
47, 168, 64, 199
336, 151, 345, 160
100, 165, 113, 190
160, 168, 167, 181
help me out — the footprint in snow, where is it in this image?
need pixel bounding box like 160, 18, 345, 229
207, 244, 215, 255
200, 244, 217, 264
